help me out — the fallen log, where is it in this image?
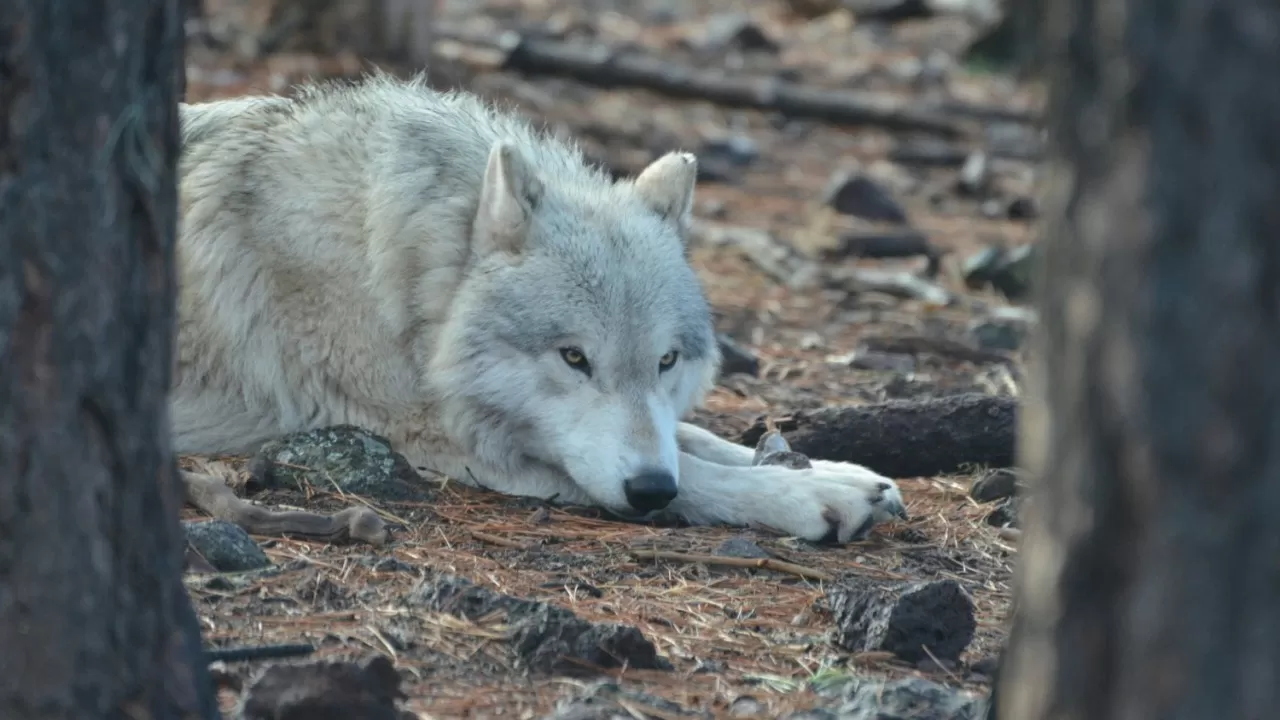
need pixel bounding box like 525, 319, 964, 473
432, 25, 968, 138
738, 393, 1018, 478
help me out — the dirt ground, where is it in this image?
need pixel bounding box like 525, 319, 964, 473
181, 0, 1042, 716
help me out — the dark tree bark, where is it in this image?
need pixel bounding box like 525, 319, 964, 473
0, 3, 217, 719
998, 1, 1280, 718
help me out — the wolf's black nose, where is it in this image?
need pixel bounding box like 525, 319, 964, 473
624, 470, 678, 511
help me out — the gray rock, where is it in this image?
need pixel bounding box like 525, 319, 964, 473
827, 578, 976, 663
699, 13, 779, 54
717, 333, 760, 378
961, 244, 1037, 301
250, 425, 431, 502
985, 496, 1021, 528
184, 520, 271, 572
815, 676, 986, 719
968, 307, 1036, 352
714, 537, 773, 559
969, 468, 1020, 503
728, 696, 767, 717
823, 171, 909, 224
957, 152, 990, 196
406, 574, 668, 676
544, 682, 711, 719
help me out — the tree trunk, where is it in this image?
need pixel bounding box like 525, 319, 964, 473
999, 1, 1280, 718
0, 3, 217, 719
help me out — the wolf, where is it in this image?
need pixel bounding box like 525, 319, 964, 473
172, 73, 907, 544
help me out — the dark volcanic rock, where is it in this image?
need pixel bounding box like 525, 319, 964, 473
405, 574, 669, 676
823, 171, 909, 224
240, 654, 413, 720
969, 468, 1021, 504
827, 578, 976, 663
717, 333, 760, 378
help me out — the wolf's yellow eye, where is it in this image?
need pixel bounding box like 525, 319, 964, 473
560, 347, 591, 375
658, 351, 679, 372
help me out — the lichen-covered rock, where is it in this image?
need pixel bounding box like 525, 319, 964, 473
184, 520, 271, 572
542, 682, 711, 720
795, 676, 987, 720
250, 425, 432, 502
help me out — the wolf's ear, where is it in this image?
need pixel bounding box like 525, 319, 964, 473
473, 142, 544, 255
634, 152, 697, 236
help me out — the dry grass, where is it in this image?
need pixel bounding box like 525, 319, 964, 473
185, 448, 1017, 717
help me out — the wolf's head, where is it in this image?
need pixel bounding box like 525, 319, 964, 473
429, 142, 719, 514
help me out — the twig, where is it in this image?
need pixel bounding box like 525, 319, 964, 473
470, 529, 531, 550
205, 643, 316, 664
631, 549, 833, 582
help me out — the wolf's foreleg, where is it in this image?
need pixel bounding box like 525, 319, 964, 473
676, 422, 758, 466
667, 451, 908, 543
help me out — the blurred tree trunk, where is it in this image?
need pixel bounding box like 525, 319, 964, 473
371, 0, 436, 66
0, 2, 217, 718
998, 1, 1280, 718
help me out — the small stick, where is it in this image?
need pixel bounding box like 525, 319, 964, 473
997, 527, 1023, 542
631, 549, 833, 582
205, 643, 316, 664
469, 529, 530, 550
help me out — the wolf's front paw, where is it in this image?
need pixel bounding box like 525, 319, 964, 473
751, 464, 907, 544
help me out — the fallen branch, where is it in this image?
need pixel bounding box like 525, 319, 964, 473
205, 643, 316, 664
181, 471, 390, 546
433, 25, 968, 137
739, 394, 1018, 478
859, 334, 1014, 366
631, 549, 833, 582
828, 267, 954, 305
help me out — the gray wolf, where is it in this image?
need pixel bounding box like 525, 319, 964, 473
172, 74, 907, 543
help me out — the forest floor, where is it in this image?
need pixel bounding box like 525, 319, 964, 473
181, 0, 1043, 717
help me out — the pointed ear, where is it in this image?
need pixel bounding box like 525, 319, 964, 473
472, 142, 544, 256
633, 151, 698, 235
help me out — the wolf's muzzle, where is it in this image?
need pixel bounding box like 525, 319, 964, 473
624, 469, 678, 511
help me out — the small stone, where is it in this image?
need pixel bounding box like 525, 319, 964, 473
701, 134, 759, 167
845, 0, 933, 22
986, 496, 1021, 528
717, 333, 760, 378
980, 199, 1007, 219
1007, 195, 1038, 220
957, 151, 989, 196
728, 696, 767, 717
714, 537, 773, 559
961, 244, 1037, 301
782, 710, 839, 720
847, 349, 916, 373
969, 654, 1001, 677
812, 676, 986, 719
968, 308, 1035, 352
970, 468, 1021, 503
700, 13, 779, 53
184, 520, 271, 572
823, 171, 909, 224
